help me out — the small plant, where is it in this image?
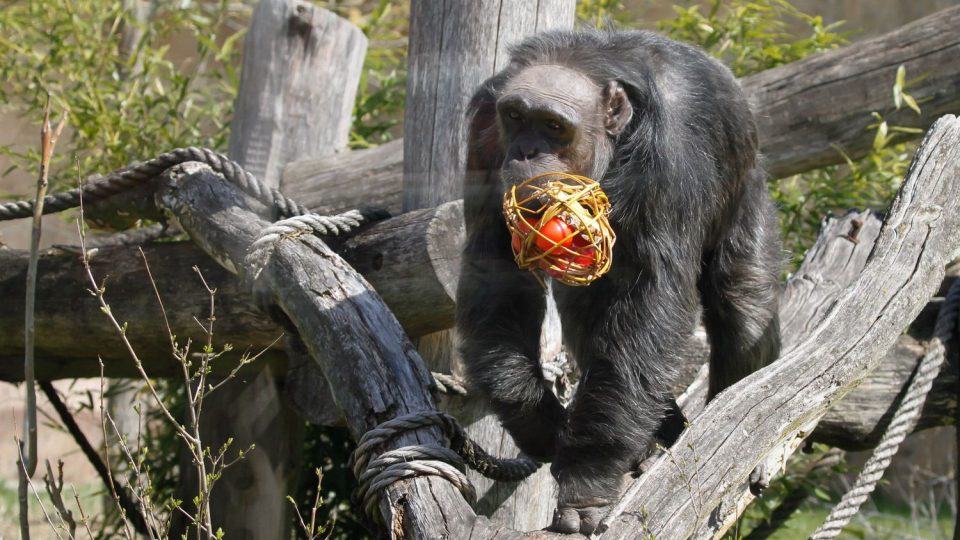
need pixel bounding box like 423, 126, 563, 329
0, 0, 246, 190
772, 66, 922, 267
659, 0, 848, 77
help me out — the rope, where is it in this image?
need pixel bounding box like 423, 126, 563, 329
85, 223, 176, 247
350, 410, 540, 522
810, 279, 960, 539
431, 372, 468, 395
0, 147, 309, 221
355, 446, 475, 518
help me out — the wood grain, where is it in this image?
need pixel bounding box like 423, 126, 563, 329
402, 0, 575, 532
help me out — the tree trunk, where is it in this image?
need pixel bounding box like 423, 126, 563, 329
402, 0, 575, 531
171, 2, 367, 538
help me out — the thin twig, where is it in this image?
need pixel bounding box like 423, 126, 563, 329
38, 381, 152, 536
97, 361, 135, 540
71, 486, 97, 539
22, 92, 69, 540
76, 211, 196, 446
16, 435, 67, 540
43, 460, 78, 538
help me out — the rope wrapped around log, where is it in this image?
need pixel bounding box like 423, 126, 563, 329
349, 411, 540, 522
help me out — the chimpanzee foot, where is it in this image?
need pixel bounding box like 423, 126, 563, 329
550, 499, 611, 535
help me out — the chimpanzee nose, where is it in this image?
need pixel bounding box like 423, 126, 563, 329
519, 142, 539, 160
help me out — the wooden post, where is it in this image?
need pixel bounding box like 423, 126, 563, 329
402, 0, 575, 530
172, 1, 367, 537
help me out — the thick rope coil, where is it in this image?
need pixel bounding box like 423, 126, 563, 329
355, 446, 475, 519
0, 146, 314, 221
350, 410, 540, 521
810, 279, 960, 540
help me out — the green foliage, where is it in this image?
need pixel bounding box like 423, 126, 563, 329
577, 0, 629, 28
322, 0, 410, 148
0, 0, 246, 189
773, 73, 921, 268
658, 0, 848, 77
658, 1, 918, 269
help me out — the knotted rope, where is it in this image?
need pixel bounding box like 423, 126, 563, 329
0, 146, 373, 227
810, 279, 960, 539
350, 410, 540, 522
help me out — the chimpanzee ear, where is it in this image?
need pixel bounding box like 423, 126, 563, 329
603, 81, 633, 136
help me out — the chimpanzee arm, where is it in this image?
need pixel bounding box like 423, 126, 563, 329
550, 240, 702, 533
457, 207, 566, 461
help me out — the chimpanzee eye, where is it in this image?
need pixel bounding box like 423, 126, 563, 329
507, 110, 522, 121
546, 120, 563, 131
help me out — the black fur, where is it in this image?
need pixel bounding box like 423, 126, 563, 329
456, 30, 782, 534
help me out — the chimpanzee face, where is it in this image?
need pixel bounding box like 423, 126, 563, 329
495, 64, 633, 187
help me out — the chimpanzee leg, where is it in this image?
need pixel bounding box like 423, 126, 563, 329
550, 269, 700, 534
700, 176, 782, 398
457, 244, 566, 462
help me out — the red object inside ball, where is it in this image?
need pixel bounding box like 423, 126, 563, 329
535, 217, 574, 252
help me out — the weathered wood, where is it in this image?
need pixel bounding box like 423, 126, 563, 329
595, 115, 960, 539
3, 205, 956, 458
170, 2, 369, 538
337, 200, 463, 338
229, 0, 367, 188
676, 211, 958, 452
747, 5, 960, 179
283, 139, 405, 216
0, 202, 464, 382
159, 161, 476, 538
281, 5, 960, 213
0, 243, 286, 381
403, 0, 576, 532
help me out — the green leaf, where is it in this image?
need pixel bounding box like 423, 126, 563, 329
872, 120, 889, 152
813, 486, 832, 501
902, 92, 921, 115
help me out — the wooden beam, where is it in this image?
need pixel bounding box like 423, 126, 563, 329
0, 201, 465, 383
747, 5, 960, 178
401, 0, 576, 532
159, 160, 474, 537
676, 211, 958, 450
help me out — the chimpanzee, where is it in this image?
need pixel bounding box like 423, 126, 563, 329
455, 30, 782, 534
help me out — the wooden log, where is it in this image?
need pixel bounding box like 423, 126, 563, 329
336, 200, 463, 338
0, 242, 286, 381
676, 211, 957, 447
595, 115, 960, 540
229, 0, 366, 188
2, 200, 955, 455
169, 2, 369, 538
159, 161, 475, 537
402, 0, 576, 532
281, 5, 960, 213
0, 201, 465, 383
747, 5, 960, 179
283, 139, 405, 216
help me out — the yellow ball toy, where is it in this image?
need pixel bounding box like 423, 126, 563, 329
502, 172, 616, 286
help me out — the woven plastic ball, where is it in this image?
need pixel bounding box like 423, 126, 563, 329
502, 172, 615, 286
